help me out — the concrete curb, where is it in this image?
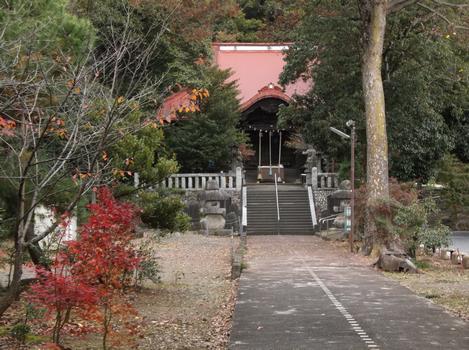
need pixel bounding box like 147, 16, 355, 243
231, 235, 247, 280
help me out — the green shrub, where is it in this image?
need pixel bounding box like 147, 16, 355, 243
138, 191, 190, 233
394, 198, 451, 258
414, 260, 431, 270
133, 238, 161, 287
10, 323, 30, 343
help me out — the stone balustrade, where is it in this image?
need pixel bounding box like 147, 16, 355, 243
311, 167, 340, 189
158, 167, 243, 191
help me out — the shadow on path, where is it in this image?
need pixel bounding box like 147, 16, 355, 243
229, 236, 469, 350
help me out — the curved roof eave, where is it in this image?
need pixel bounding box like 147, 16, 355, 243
240, 85, 292, 113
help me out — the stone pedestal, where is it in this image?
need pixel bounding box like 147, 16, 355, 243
441, 249, 450, 260
462, 256, 469, 269
199, 180, 230, 234
451, 252, 460, 265
202, 204, 226, 230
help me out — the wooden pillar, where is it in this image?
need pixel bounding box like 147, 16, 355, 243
278, 131, 282, 166
258, 130, 262, 166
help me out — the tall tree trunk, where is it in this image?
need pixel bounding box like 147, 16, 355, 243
360, 1, 390, 255
0, 176, 28, 317
0, 221, 25, 317
26, 219, 47, 268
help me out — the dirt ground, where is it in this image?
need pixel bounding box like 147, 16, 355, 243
385, 254, 469, 321
135, 233, 238, 350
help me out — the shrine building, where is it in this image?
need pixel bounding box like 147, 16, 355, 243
213, 43, 310, 183
157, 43, 343, 235
159, 43, 314, 184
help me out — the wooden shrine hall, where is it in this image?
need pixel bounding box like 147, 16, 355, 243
159, 43, 312, 183
214, 43, 311, 183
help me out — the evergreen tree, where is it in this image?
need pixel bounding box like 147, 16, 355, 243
165, 67, 245, 172
280, 2, 468, 182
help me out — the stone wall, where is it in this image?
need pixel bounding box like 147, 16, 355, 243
313, 189, 336, 217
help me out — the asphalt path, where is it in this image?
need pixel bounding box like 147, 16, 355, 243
229, 236, 469, 350
450, 231, 469, 253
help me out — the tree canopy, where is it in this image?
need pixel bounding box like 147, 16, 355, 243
164, 67, 245, 172
280, 1, 469, 182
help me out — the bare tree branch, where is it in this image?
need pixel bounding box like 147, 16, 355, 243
432, 0, 469, 8
417, 2, 469, 29
388, 0, 419, 13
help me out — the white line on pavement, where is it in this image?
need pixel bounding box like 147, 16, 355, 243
288, 246, 380, 350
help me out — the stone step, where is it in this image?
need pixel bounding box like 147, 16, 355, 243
248, 202, 310, 206
246, 230, 314, 235
248, 215, 312, 220
246, 185, 314, 235
248, 213, 313, 218
249, 217, 312, 221
249, 221, 313, 225
248, 222, 313, 229
248, 195, 309, 199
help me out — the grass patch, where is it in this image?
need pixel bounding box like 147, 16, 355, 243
414, 260, 431, 270
0, 325, 48, 345
0, 325, 9, 336
385, 254, 469, 320
25, 333, 48, 344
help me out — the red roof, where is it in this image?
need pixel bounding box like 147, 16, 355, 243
212, 43, 310, 107
156, 89, 191, 124
240, 85, 291, 112
157, 43, 311, 122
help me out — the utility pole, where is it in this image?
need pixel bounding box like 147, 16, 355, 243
347, 120, 356, 253
330, 120, 356, 253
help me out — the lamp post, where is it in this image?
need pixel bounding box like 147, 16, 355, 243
329, 120, 356, 253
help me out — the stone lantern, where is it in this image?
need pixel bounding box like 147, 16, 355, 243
199, 180, 230, 233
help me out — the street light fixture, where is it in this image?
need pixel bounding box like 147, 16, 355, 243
329, 127, 350, 140
329, 121, 356, 253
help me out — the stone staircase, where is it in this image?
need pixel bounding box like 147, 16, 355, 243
246, 185, 315, 234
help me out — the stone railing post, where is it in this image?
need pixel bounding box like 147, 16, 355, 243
236, 167, 242, 191
220, 174, 226, 189
306, 171, 311, 186
311, 167, 318, 189
201, 176, 207, 190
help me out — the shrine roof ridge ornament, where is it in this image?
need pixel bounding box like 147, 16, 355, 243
240, 84, 291, 112
213, 43, 291, 52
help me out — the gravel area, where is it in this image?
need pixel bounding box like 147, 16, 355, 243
136, 232, 238, 349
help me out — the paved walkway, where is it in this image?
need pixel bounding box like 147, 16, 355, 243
229, 236, 469, 350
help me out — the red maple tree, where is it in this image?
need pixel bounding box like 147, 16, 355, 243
27, 187, 143, 348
